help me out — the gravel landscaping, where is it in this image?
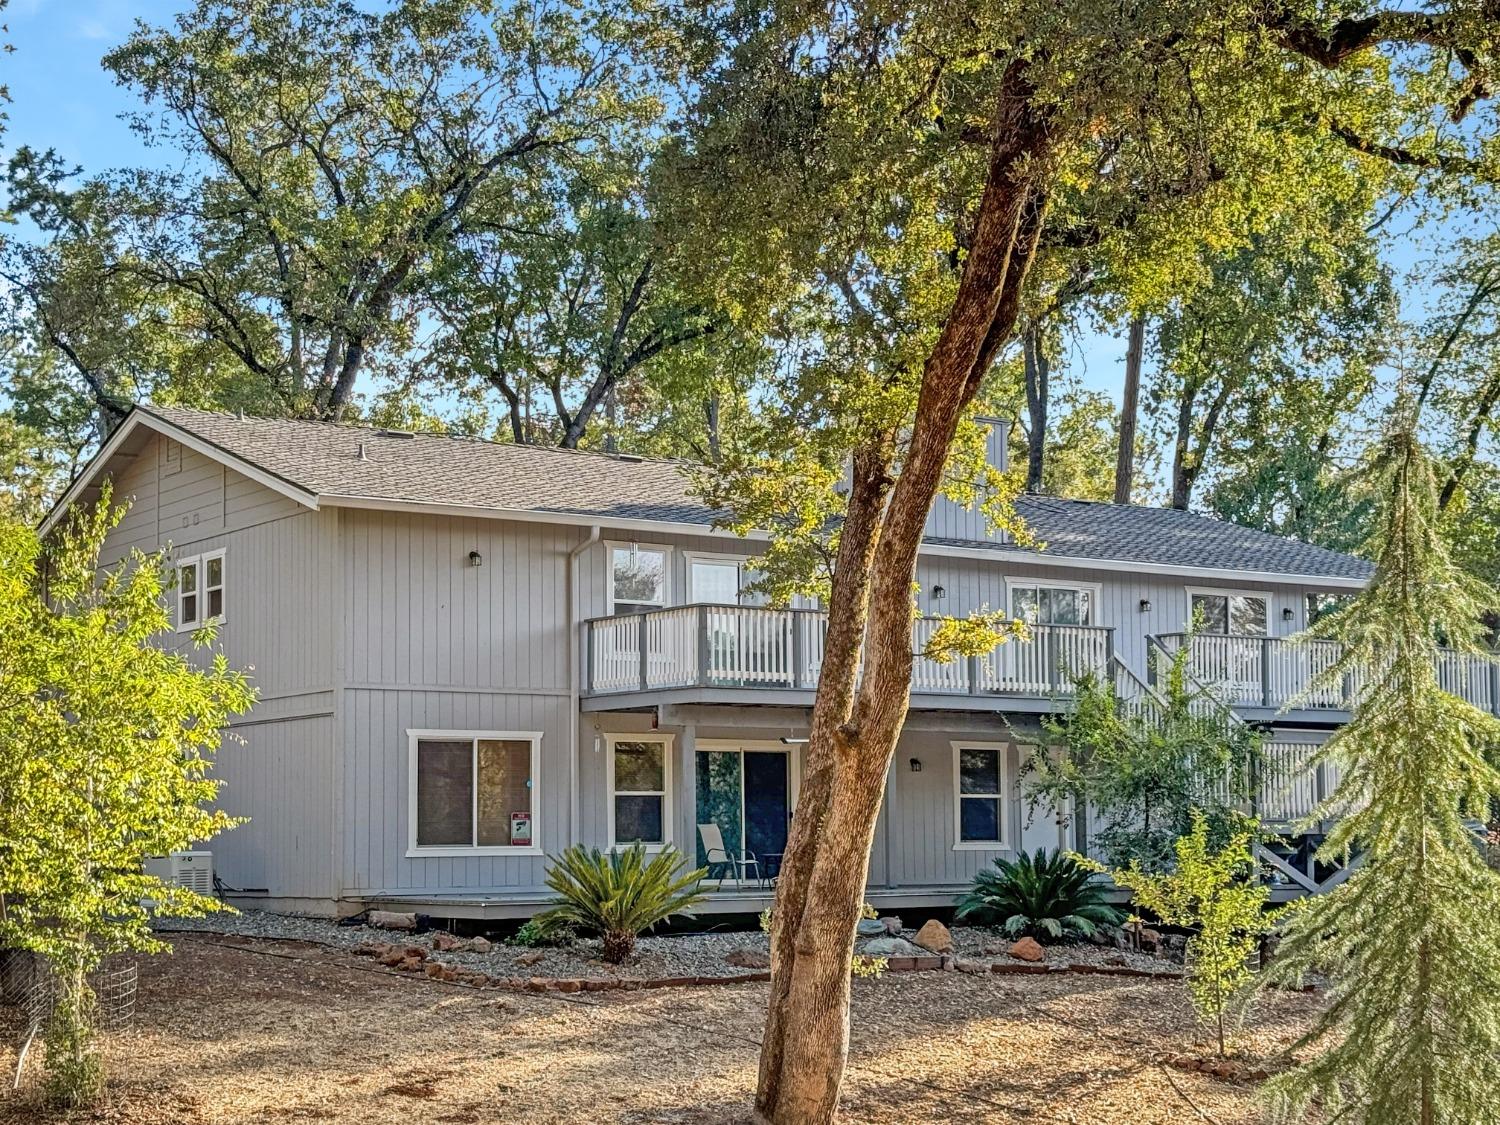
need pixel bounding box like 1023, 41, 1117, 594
1, 929, 1322, 1124
155, 908, 1176, 981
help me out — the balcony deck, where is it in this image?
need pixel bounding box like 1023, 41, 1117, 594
582, 604, 1113, 713
1153, 632, 1500, 722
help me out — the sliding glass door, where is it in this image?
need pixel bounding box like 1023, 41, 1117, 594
694, 746, 793, 882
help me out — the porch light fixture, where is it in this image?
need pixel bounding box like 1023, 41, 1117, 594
909, 757, 922, 773
1139, 598, 1152, 612
468, 549, 483, 568
931, 585, 946, 601
1283, 607, 1295, 622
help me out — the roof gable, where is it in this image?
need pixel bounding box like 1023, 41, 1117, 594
43, 405, 1374, 585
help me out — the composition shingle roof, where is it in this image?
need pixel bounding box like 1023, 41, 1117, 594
137, 405, 1372, 582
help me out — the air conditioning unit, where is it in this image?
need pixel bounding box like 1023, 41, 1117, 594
144, 851, 214, 896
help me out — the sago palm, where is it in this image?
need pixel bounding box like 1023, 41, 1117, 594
955, 848, 1122, 941
535, 843, 707, 963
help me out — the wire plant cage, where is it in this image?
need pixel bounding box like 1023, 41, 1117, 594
1, 948, 138, 1087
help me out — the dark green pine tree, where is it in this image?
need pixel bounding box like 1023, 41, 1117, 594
1266, 419, 1500, 1124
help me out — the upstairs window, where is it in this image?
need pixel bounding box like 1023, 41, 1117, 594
610, 544, 668, 614
1190, 589, 1268, 635
176, 550, 225, 631
1010, 582, 1094, 626
409, 731, 541, 855
1306, 592, 1353, 626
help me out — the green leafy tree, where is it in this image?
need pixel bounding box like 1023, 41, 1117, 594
423, 147, 736, 452
534, 843, 707, 963
2, 0, 673, 439
0, 490, 255, 1104
1263, 421, 1500, 1124
666, 4, 1500, 1118
1026, 645, 1263, 871
1098, 812, 1274, 1058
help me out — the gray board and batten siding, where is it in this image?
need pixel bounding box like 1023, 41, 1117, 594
59, 406, 1368, 915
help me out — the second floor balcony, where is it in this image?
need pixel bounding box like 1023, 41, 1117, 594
583, 603, 1114, 708
1154, 632, 1500, 718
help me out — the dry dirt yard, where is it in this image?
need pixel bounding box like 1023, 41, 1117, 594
1, 934, 1323, 1124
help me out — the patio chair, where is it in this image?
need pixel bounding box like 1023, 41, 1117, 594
697, 823, 762, 887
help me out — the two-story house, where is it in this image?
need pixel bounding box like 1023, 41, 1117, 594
46, 405, 1456, 919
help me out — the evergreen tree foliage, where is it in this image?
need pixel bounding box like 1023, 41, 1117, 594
1264, 421, 1500, 1125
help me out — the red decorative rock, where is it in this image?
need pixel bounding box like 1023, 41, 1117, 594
1008, 937, 1045, 962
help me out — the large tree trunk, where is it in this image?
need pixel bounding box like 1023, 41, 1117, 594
1114, 314, 1145, 504
1022, 327, 1049, 492
754, 61, 1052, 1124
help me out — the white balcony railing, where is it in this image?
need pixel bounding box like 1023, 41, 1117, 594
1153, 632, 1500, 715
585, 605, 1113, 698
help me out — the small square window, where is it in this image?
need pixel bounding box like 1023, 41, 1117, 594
611, 546, 667, 614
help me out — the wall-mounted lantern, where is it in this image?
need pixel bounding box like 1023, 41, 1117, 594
1282, 607, 1296, 622
468, 550, 484, 568
1139, 598, 1152, 612
932, 585, 946, 601
909, 757, 923, 773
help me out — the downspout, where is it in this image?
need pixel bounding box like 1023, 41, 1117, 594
567, 526, 602, 849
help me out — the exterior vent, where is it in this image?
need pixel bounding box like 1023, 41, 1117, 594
376, 428, 416, 439
144, 851, 214, 897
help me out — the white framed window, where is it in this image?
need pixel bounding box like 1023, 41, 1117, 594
1006, 579, 1099, 626
607, 733, 673, 849
1188, 587, 1270, 635
686, 552, 746, 604
406, 730, 543, 857
175, 549, 226, 632
608, 542, 670, 614
953, 741, 1008, 849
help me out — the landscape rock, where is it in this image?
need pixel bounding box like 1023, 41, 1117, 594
395, 956, 426, 973
1008, 937, 1045, 963
425, 961, 460, 982
953, 957, 989, 975
463, 936, 494, 954
912, 919, 952, 954
368, 910, 418, 931
857, 936, 925, 958
377, 945, 428, 967
516, 951, 545, 967
880, 916, 903, 935
856, 919, 886, 937
725, 948, 771, 969
431, 932, 464, 952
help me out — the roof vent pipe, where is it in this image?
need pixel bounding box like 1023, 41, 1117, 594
357, 442, 368, 461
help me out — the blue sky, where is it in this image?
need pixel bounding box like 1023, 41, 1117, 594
0, 0, 1460, 416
